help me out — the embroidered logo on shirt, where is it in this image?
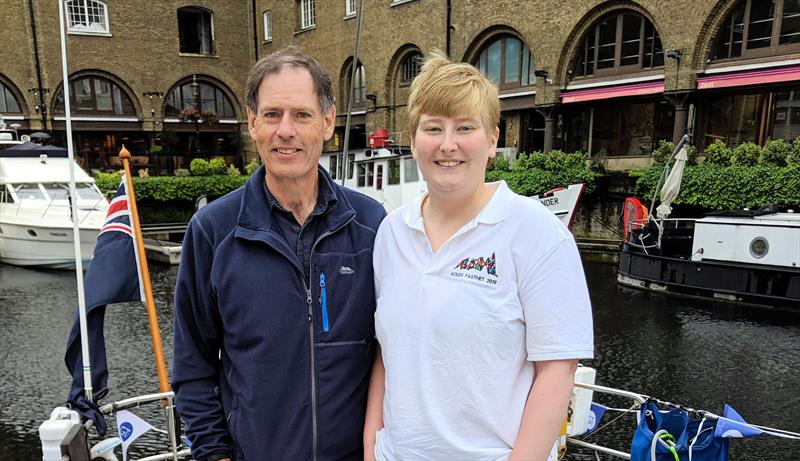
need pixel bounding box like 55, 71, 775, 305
453, 252, 498, 277
339, 266, 354, 275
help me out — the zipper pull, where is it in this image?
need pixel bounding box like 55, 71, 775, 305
319, 273, 330, 332
306, 289, 313, 323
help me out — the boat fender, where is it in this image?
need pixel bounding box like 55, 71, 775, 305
567, 366, 597, 437
90, 437, 121, 461
39, 406, 81, 461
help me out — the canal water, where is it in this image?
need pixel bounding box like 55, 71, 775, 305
1, 260, 798, 460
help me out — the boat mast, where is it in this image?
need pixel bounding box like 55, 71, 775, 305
341, 0, 365, 186
58, 0, 92, 402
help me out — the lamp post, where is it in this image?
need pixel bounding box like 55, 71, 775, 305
190, 74, 201, 157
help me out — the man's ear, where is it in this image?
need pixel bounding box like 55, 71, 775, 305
323, 104, 336, 140
247, 107, 258, 140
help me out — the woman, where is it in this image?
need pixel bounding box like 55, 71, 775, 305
364, 52, 594, 461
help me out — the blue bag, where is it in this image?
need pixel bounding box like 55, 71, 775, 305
631, 401, 729, 461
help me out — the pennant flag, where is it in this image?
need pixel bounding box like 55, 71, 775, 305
116, 410, 155, 461
714, 404, 763, 438
64, 178, 144, 435
582, 402, 608, 435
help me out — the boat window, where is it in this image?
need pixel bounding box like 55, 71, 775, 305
42, 183, 70, 200
13, 184, 47, 200
347, 153, 355, 179
388, 159, 401, 185
1, 185, 15, 203
329, 155, 339, 179
403, 158, 419, 182
77, 183, 104, 200
366, 162, 374, 187
375, 165, 383, 190
357, 163, 367, 187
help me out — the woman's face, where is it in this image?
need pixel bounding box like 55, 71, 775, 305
413, 113, 498, 200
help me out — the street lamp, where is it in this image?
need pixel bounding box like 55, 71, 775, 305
190, 74, 201, 156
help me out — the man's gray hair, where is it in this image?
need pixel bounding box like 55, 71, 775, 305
245, 45, 335, 114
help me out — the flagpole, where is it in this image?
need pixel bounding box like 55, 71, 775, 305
59, 0, 92, 402
119, 147, 171, 394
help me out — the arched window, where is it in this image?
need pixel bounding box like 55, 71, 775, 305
342, 59, 366, 104
473, 35, 536, 89
711, 0, 800, 61
54, 76, 135, 116
66, 0, 109, 34
573, 12, 663, 78
164, 78, 236, 119
399, 52, 422, 86
0, 81, 22, 114
178, 7, 214, 55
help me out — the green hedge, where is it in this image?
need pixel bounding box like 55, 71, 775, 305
94, 171, 248, 202
631, 162, 800, 210
485, 150, 602, 196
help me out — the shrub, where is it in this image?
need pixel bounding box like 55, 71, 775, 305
488, 154, 511, 171
209, 158, 228, 175
174, 168, 191, 177
732, 142, 761, 166
760, 138, 792, 166
651, 140, 674, 164
148, 144, 164, 155
485, 150, 601, 196
788, 138, 800, 164
245, 158, 261, 175
94, 171, 122, 193
703, 139, 732, 166
227, 163, 242, 176
190, 158, 211, 176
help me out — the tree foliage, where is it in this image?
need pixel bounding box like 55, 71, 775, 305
485, 151, 602, 196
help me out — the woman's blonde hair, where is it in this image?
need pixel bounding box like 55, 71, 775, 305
408, 50, 500, 142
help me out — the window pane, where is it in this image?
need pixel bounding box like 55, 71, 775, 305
94, 79, 112, 111
200, 84, 215, 113
74, 79, 93, 111
746, 0, 775, 49
357, 163, 366, 187
504, 38, 521, 84
403, 158, 418, 182
329, 155, 337, 179
597, 16, 617, 69
620, 14, 641, 66
703, 94, 761, 147
1, 85, 20, 113
486, 40, 502, 83
348, 153, 355, 179
14, 184, 46, 201
77, 183, 103, 200
264, 11, 272, 40
618, 102, 654, 155
781, 0, 800, 44
388, 159, 400, 185
772, 89, 800, 141
366, 162, 374, 187
42, 183, 70, 200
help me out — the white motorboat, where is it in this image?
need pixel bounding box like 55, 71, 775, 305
0, 141, 108, 268
320, 145, 585, 228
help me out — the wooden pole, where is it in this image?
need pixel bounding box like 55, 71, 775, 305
120, 146, 171, 394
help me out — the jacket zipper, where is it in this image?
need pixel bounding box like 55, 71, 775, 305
319, 273, 330, 332
307, 214, 354, 461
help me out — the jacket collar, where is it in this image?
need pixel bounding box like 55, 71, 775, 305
236, 165, 356, 239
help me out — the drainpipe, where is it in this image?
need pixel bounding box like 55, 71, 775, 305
28, 0, 47, 130
251, 0, 259, 61
446, 0, 452, 57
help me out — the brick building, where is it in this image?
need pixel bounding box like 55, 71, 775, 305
1, 0, 798, 171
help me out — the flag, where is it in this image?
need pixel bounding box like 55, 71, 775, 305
714, 404, 763, 438
64, 178, 143, 435
116, 410, 155, 461
583, 402, 608, 435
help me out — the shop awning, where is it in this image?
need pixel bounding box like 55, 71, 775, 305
697, 66, 800, 90
560, 81, 664, 104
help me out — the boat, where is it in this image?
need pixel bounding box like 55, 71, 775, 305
617, 136, 800, 309
0, 114, 27, 149
0, 136, 108, 269
320, 142, 585, 228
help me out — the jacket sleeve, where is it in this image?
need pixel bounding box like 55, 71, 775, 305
172, 217, 232, 461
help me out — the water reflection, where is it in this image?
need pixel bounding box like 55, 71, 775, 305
0, 260, 798, 460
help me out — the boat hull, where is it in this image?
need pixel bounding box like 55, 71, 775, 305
0, 223, 98, 269
618, 246, 800, 309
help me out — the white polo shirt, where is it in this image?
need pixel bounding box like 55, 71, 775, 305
373, 181, 594, 461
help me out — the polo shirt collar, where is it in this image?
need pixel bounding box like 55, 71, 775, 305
402, 180, 514, 231
261, 167, 338, 219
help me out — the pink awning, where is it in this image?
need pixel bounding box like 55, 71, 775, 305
560, 81, 664, 104
697, 66, 800, 90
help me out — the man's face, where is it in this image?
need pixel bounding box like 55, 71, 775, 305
247, 66, 336, 186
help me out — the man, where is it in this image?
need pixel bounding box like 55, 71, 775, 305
173, 46, 386, 461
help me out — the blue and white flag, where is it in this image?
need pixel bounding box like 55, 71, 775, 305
584, 402, 608, 435
116, 410, 155, 461
64, 177, 144, 435
714, 404, 763, 438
